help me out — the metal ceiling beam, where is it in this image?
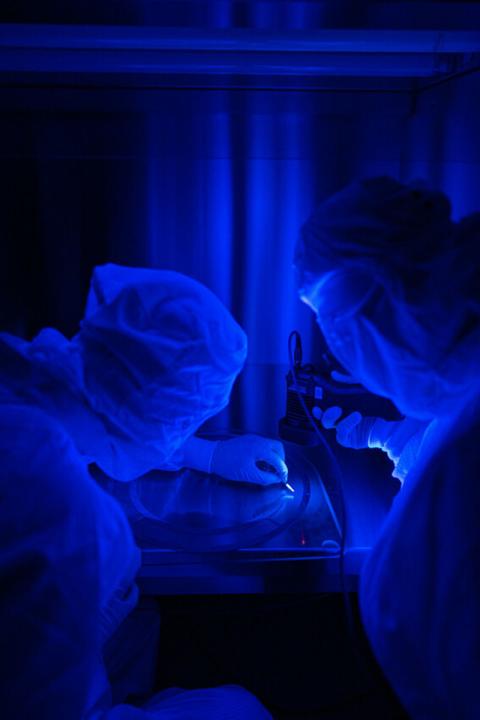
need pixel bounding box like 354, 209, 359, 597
0, 25, 479, 79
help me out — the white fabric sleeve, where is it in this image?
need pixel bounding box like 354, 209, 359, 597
181, 436, 220, 474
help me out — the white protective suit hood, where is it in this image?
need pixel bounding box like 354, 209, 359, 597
295, 177, 480, 420
0, 265, 248, 481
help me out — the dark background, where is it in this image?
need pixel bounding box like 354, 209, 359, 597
1, 2, 479, 717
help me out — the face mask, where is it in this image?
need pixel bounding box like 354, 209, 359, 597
315, 271, 478, 420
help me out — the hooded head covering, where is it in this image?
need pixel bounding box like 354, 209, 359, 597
71, 264, 247, 479
295, 177, 480, 420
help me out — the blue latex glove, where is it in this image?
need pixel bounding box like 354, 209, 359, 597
320, 407, 430, 482
181, 435, 288, 486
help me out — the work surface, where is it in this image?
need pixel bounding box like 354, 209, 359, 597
95, 437, 398, 594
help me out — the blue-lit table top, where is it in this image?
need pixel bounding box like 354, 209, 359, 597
95, 442, 373, 594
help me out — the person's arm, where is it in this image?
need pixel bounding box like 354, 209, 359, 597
0, 408, 105, 720
320, 407, 431, 483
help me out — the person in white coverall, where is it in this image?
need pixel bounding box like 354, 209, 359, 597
295, 176, 480, 718
0, 264, 280, 719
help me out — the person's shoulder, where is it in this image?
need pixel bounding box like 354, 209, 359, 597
0, 402, 70, 447
424, 394, 480, 487
0, 403, 79, 483
447, 394, 480, 449
0, 402, 113, 529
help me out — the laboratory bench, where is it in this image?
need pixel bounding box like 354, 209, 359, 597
96, 430, 398, 596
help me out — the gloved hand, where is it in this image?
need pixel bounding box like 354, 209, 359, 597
211, 435, 288, 486
319, 407, 430, 483
181, 434, 288, 486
